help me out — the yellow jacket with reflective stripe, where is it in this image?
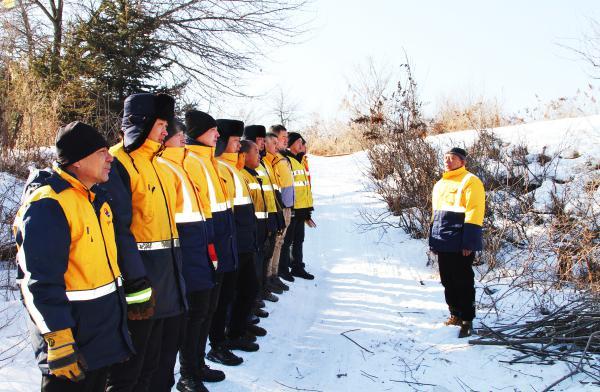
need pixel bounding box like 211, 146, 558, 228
288, 154, 313, 210
184, 145, 231, 214
429, 166, 485, 252
240, 167, 268, 219
13, 166, 133, 371
156, 147, 206, 224
110, 139, 178, 243
265, 151, 294, 208
217, 153, 253, 208
15, 167, 121, 303
255, 162, 278, 213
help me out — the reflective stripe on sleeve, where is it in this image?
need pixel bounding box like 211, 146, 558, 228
255, 211, 268, 219
293, 181, 310, 187
125, 287, 152, 304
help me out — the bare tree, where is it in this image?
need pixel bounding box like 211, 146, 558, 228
272, 86, 300, 128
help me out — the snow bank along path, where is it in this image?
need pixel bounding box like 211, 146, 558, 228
1, 120, 598, 390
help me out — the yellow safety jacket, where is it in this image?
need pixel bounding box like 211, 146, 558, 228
217, 152, 257, 253
255, 162, 278, 214
108, 138, 186, 318
287, 153, 313, 210
265, 151, 294, 208
429, 166, 486, 252
184, 144, 238, 271
156, 147, 215, 291
13, 166, 132, 371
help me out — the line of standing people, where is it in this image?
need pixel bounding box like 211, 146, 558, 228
13, 92, 316, 392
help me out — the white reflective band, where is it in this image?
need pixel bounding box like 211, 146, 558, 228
256, 170, 266, 176
175, 211, 206, 223
188, 153, 230, 212
272, 183, 281, 191
261, 184, 273, 191
305, 171, 310, 176
255, 211, 268, 219
66, 277, 123, 301
247, 182, 261, 190
157, 157, 206, 223
218, 161, 253, 206
137, 239, 180, 251
292, 169, 305, 176
293, 181, 310, 187
454, 173, 474, 208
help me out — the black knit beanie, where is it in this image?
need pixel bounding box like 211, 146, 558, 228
185, 110, 217, 140
287, 132, 303, 148
447, 147, 467, 161
55, 121, 108, 167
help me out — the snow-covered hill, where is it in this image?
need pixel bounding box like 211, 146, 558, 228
0, 116, 598, 391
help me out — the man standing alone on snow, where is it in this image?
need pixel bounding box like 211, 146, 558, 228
429, 147, 485, 338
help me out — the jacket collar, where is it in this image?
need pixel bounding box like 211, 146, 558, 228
442, 165, 467, 179
52, 164, 95, 201
133, 138, 162, 159
160, 147, 185, 165
186, 143, 215, 158
219, 152, 238, 166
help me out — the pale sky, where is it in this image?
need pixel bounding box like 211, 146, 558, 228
208, 0, 600, 129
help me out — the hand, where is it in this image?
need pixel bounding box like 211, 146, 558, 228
125, 278, 155, 320
208, 243, 219, 270
305, 218, 317, 228
462, 249, 472, 257
44, 328, 86, 382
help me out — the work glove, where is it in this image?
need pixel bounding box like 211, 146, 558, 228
124, 277, 155, 320
208, 243, 219, 270
44, 328, 86, 382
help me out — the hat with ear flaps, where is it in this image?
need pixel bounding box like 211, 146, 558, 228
287, 132, 304, 148
243, 125, 266, 142
121, 92, 175, 153
215, 119, 244, 157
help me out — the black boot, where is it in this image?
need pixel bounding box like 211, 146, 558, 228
266, 280, 284, 294
176, 376, 208, 392
254, 307, 269, 318
273, 276, 289, 291
279, 270, 295, 282
458, 321, 473, 338
199, 364, 225, 383
291, 268, 314, 280
225, 336, 260, 352
246, 324, 267, 337
255, 299, 266, 309
243, 332, 257, 342
263, 291, 279, 302
206, 345, 244, 366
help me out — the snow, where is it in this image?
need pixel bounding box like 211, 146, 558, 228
1, 117, 599, 391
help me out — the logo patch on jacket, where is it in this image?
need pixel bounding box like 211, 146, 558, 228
104, 208, 111, 218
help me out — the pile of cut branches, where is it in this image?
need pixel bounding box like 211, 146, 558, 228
469, 296, 600, 390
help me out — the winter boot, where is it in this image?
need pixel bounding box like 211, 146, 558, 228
458, 321, 473, 338
291, 268, 315, 280
199, 364, 225, 383
255, 299, 266, 309
246, 324, 267, 337
279, 270, 295, 282
444, 315, 462, 326
254, 307, 269, 318
243, 332, 258, 342
225, 336, 260, 352
176, 376, 208, 392
263, 291, 279, 303
272, 276, 289, 291
206, 345, 243, 366
266, 280, 284, 294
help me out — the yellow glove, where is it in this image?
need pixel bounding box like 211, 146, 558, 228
44, 328, 85, 382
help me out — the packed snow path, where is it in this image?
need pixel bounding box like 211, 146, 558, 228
0, 149, 596, 391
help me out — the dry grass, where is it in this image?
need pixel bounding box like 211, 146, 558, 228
303, 119, 366, 156
430, 96, 510, 134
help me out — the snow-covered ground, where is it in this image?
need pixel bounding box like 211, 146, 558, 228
0, 116, 598, 391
